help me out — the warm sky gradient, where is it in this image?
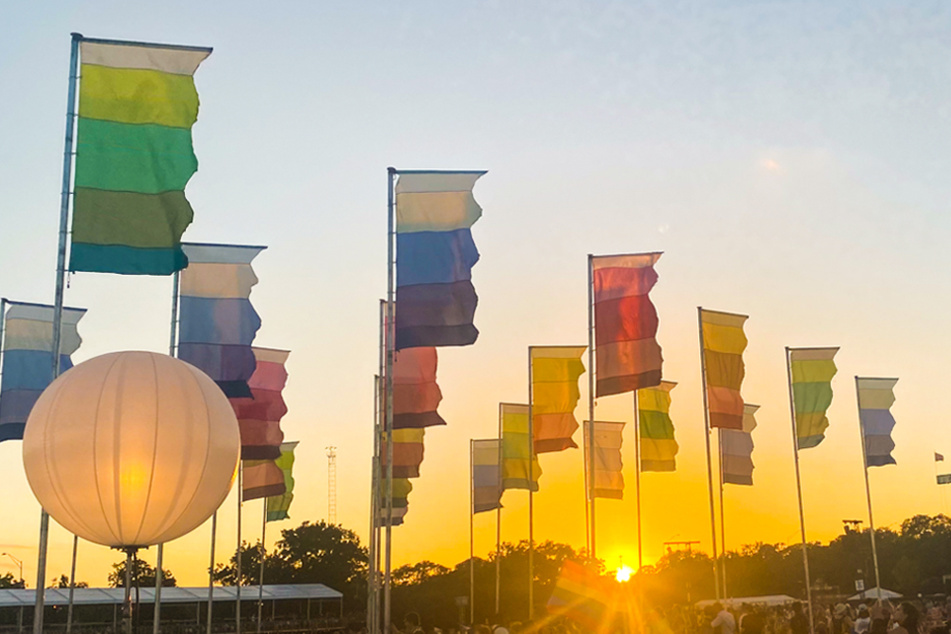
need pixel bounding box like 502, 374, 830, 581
2, 1, 951, 591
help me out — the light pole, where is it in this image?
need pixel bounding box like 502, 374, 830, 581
2, 552, 23, 584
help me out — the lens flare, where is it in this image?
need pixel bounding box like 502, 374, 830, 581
615, 565, 633, 582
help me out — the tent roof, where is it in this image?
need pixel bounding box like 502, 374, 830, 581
847, 588, 902, 602
0, 584, 342, 608
696, 595, 800, 608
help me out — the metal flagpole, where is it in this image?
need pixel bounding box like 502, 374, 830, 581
368, 373, 381, 634
586, 255, 596, 559
66, 535, 78, 634
527, 348, 535, 620
236, 464, 243, 633
633, 391, 643, 570
257, 498, 266, 633
495, 404, 502, 617
37, 31, 82, 634
469, 440, 475, 625
152, 269, 180, 634
855, 376, 883, 602
697, 308, 721, 601
206, 511, 217, 634
581, 253, 595, 559
785, 348, 816, 634
384, 167, 397, 633
718, 428, 727, 598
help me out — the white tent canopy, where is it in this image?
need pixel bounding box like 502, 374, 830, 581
696, 595, 799, 608
847, 588, 903, 602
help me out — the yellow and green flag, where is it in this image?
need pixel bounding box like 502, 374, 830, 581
70, 37, 211, 275
638, 381, 678, 472
266, 441, 299, 522
500, 403, 541, 491
789, 347, 838, 449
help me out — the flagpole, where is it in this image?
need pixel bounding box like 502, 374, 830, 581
697, 307, 721, 601
495, 404, 502, 617
718, 428, 727, 598
236, 463, 243, 634
151, 269, 180, 634
369, 373, 382, 634
206, 511, 217, 634
384, 167, 397, 634
36, 31, 82, 634
257, 497, 266, 634
469, 440, 475, 625
66, 535, 78, 634
633, 391, 643, 570
785, 348, 816, 634
586, 254, 595, 558
527, 347, 535, 620
855, 376, 883, 602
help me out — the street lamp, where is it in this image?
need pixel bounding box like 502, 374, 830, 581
2, 552, 23, 583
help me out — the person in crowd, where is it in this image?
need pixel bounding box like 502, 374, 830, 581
893, 602, 921, 634
854, 605, 871, 634
711, 602, 737, 634
832, 603, 854, 634
790, 602, 809, 634
870, 599, 893, 634
740, 606, 765, 634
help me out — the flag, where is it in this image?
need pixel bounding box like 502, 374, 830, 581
700, 309, 748, 430
377, 478, 412, 526
638, 381, 679, 472
70, 38, 211, 275
936, 453, 944, 462
721, 404, 759, 486
584, 421, 625, 499
243, 460, 285, 501
789, 347, 838, 449
393, 347, 446, 429
382, 428, 426, 478
472, 439, 502, 514
547, 560, 618, 632
394, 171, 486, 349
500, 403, 541, 491
266, 441, 298, 522
0, 302, 86, 442
531, 346, 586, 453
230, 348, 289, 460
592, 253, 663, 397
857, 377, 898, 467
177, 243, 265, 398
938, 474, 951, 485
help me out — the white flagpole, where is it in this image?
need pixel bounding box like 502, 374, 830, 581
384, 168, 397, 633
633, 391, 643, 570
586, 255, 595, 558
206, 511, 217, 634
236, 464, 243, 634
855, 376, 883, 601
527, 348, 534, 620
256, 497, 266, 634
469, 440, 475, 625
495, 405, 502, 617
718, 428, 727, 598
785, 348, 816, 634
697, 308, 721, 600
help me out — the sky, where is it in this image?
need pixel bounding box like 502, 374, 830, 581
2, 0, 951, 591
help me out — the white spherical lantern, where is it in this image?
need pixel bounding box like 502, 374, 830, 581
22, 351, 240, 548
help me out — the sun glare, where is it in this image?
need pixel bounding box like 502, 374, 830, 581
615, 565, 633, 582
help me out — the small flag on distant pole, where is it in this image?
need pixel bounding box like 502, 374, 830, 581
936, 453, 945, 462
471, 439, 502, 514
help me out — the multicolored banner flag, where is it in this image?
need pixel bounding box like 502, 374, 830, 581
377, 478, 412, 526
547, 560, 619, 632
938, 474, 951, 485
638, 381, 678, 472
591, 253, 663, 397
721, 404, 759, 486
231, 347, 289, 460
243, 460, 285, 501
789, 347, 838, 449
857, 377, 898, 467
584, 421, 625, 499
700, 309, 748, 430
382, 428, 426, 478
0, 301, 86, 442
70, 38, 211, 275
266, 441, 298, 522
394, 171, 486, 349
393, 347, 446, 429
178, 243, 265, 398
471, 439, 502, 514
500, 403, 541, 491
531, 346, 587, 453
936, 453, 945, 462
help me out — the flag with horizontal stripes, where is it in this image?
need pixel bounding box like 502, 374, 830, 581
395, 171, 486, 349
938, 474, 951, 485
638, 381, 678, 472
531, 346, 586, 453
592, 253, 663, 397
789, 347, 838, 449
857, 377, 898, 467
471, 439, 502, 514
393, 347, 446, 429
382, 428, 426, 478
266, 441, 298, 522
935, 452, 944, 462
700, 309, 748, 430
70, 37, 211, 275
177, 243, 265, 398
230, 347, 288, 460
721, 404, 759, 486
243, 460, 285, 501
584, 421, 625, 499
0, 301, 86, 442
500, 403, 541, 491
377, 478, 412, 526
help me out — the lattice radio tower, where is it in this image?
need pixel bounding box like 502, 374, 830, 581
326, 446, 337, 524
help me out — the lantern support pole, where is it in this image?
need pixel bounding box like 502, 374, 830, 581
206, 511, 217, 634
66, 535, 78, 633
35, 31, 81, 634
124, 548, 135, 634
